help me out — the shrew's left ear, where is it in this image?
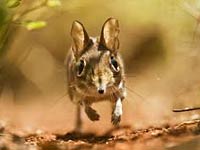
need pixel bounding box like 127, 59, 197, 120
99, 18, 120, 52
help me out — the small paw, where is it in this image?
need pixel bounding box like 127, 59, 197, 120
85, 106, 100, 121
111, 98, 122, 125
111, 114, 121, 126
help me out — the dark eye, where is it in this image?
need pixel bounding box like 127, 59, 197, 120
77, 59, 85, 76
110, 56, 119, 72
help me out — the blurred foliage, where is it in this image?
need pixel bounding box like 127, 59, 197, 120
0, 2, 7, 26
47, 0, 61, 7
22, 20, 47, 30
6, 0, 22, 8
0, 0, 61, 101
0, 0, 61, 56
0, 1, 8, 55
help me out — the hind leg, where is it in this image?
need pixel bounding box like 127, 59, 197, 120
75, 104, 82, 132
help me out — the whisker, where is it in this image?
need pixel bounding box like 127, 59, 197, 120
111, 85, 138, 105
113, 73, 137, 78
49, 92, 68, 108
125, 86, 147, 102
125, 75, 137, 78
111, 85, 132, 103
113, 73, 147, 103
124, 73, 137, 77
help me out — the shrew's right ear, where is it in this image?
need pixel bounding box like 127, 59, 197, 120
71, 21, 90, 58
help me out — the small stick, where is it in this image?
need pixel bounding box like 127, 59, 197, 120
173, 107, 200, 112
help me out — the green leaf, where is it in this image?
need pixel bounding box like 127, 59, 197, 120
23, 21, 47, 31
47, 0, 61, 7
6, 0, 21, 8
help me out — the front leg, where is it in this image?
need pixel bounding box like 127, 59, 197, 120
111, 97, 123, 125
84, 101, 100, 121
111, 80, 126, 126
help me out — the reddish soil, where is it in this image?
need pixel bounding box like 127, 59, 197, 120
1, 120, 200, 150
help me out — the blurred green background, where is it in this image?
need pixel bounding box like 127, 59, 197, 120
0, 0, 200, 134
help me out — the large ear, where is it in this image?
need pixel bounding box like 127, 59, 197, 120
71, 20, 90, 57
99, 18, 120, 51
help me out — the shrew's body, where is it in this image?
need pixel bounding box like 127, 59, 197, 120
65, 18, 126, 131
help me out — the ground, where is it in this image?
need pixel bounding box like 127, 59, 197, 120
1, 120, 200, 150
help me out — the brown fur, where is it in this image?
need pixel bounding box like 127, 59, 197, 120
65, 18, 126, 131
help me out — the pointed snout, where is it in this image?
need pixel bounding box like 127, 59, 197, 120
97, 84, 106, 94
98, 89, 104, 94
93, 70, 109, 94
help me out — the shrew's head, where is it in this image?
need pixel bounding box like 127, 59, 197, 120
71, 18, 124, 95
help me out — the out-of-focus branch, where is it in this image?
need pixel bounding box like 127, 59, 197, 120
173, 107, 200, 112
13, 0, 48, 22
